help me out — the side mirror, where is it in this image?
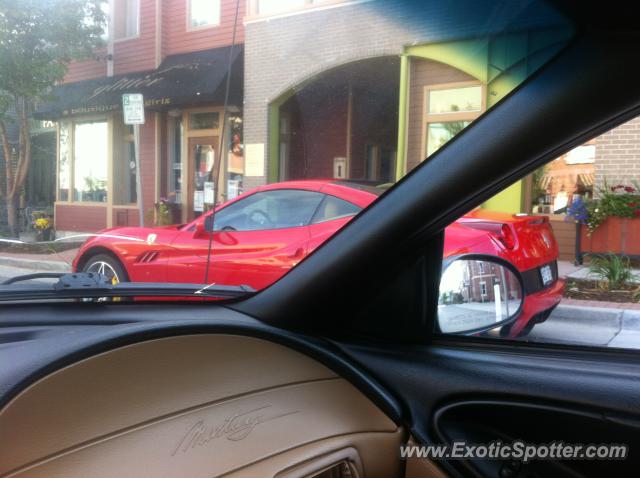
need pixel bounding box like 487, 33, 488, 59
437, 254, 524, 335
195, 215, 213, 236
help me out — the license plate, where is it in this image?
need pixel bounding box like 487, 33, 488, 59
540, 264, 553, 286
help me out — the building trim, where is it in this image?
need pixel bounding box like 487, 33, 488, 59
395, 54, 409, 181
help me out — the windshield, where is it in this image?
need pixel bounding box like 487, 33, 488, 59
0, 0, 573, 301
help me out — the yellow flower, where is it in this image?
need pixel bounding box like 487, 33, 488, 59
33, 218, 51, 231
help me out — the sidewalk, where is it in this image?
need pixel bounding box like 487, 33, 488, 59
0, 249, 75, 272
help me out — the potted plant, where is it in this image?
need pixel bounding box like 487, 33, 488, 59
567, 181, 640, 260
32, 214, 54, 242
145, 198, 173, 226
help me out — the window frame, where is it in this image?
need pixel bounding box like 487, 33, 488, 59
111, 0, 141, 43
187, 0, 222, 31
56, 116, 111, 207
421, 81, 486, 161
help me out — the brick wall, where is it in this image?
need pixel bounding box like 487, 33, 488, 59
595, 116, 640, 189
55, 204, 107, 232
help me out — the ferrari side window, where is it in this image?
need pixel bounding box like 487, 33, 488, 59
214, 190, 324, 231
436, 114, 640, 351
311, 196, 361, 224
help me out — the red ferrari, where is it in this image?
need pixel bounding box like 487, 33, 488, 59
72, 180, 564, 337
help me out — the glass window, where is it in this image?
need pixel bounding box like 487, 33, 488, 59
189, 0, 220, 28
113, 0, 139, 40
214, 190, 324, 231
73, 121, 108, 202
189, 112, 219, 130
258, 0, 306, 15
311, 195, 361, 223
428, 86, 482, 114
168, 117, 183, 204
427, 121, 471, 156
58, 122, 71, 201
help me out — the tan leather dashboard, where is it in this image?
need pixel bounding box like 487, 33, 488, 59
0, 334, 406, 477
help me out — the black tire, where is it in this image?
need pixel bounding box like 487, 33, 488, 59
82, 254, 129, 284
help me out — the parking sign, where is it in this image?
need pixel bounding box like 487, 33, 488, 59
122, 94, 145, 125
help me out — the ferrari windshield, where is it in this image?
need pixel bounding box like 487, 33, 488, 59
0, 0, 573, 300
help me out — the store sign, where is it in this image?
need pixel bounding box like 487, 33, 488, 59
122, 94, 146, 125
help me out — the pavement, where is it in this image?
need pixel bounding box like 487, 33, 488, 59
521, 304, 640, 349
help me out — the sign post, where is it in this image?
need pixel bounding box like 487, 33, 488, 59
122, 94, 145, 227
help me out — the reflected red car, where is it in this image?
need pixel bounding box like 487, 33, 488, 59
72, 180, 564, 337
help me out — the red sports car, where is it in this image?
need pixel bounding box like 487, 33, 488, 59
72, 180, 564, 337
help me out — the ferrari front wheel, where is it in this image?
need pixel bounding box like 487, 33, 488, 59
83, 254, 129, 285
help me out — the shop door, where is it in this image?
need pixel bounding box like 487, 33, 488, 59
187, 136, 218, 221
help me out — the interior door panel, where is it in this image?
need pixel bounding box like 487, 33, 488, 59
432, 399, 638, 477
336, 339, 640, 477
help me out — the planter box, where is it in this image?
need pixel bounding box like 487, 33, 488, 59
579, 217, 640, 258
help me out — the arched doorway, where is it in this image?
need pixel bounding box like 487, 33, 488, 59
271, 57, 400, 184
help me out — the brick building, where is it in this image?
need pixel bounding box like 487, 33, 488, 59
36, 0, 640, 250
241, 0, 570, 207
37, 0, 245, 233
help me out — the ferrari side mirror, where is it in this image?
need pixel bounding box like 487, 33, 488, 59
437, 254, 525, 335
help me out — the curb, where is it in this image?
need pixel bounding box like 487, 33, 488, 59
0, 256, 71, 272
548, 304, 640, 332
552, 304, 622, 324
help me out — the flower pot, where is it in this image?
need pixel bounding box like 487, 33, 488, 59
580, 217, 640, 256
35, 228, 53, 242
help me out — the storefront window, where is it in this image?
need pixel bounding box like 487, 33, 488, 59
189, 0, 220, 28
168, 117, 183, 204
58, 122, 71, 201
113, 121, 137, 205
227, 115, 244, 200
189, 112, 219, 130
428, 85, 482, 114
427, 121, 471, 157
73, 121, 108, 202
424, 83, 483, 159
529, 142, 595, 215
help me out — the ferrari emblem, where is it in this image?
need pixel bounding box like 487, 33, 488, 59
146, 233, 157, 244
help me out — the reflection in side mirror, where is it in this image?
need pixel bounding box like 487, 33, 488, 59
438, 256, 524, 335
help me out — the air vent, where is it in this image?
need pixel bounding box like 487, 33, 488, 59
136, 251, 159, 263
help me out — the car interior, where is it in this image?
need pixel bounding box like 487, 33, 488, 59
2, 2, 640, 478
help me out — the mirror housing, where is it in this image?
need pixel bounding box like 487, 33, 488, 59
194, 215, 213, 236
437, 254, 524, 335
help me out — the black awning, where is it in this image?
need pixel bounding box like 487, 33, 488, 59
35, 45, 243, 119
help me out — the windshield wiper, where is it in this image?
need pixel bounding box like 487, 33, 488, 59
0, 273, 254, 301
